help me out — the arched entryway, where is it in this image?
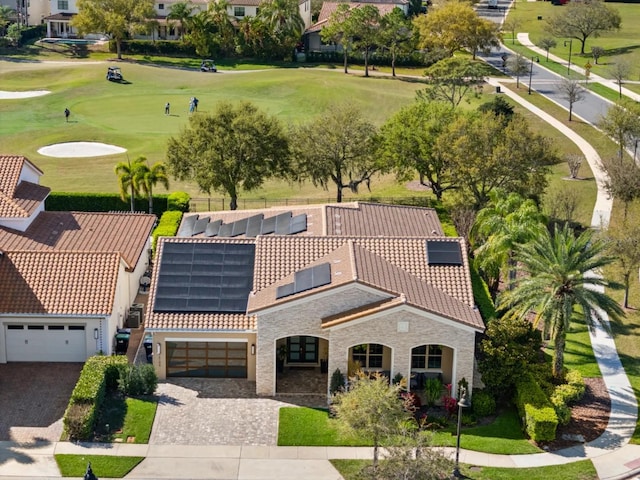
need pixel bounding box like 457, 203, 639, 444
275, 335, 328, 394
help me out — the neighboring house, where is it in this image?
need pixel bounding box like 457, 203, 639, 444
0, 155, 156, 363
44, 0, 312, 40
305, 0, 409, 52
147, 202, 484, 398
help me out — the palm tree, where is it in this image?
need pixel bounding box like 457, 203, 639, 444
134, 157, 170, 214
0, 5, 14, 36
258, 0, 304, 56
167, 1, 194, 40
471, 191, 546, 296
208, 0, 235, 56
115, 157, 145, 212
498, 224, 623, 380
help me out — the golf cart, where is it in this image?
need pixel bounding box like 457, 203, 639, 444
106, 66, 123, 82
200, 59, 217, 72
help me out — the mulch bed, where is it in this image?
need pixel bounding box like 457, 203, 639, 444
540, 377, 611, 451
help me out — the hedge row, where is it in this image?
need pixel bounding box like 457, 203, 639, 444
551, 369, 586, 425
63, 356, 129, 440
469, 262, 496, 322
515, 372, 558, 442
152, 210, 183, 253
46, 192, 168, 215
113, 39, 197, 56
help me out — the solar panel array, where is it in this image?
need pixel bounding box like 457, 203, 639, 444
426, 240, 463, 266
276, 263, 331, 300
153, 242, 256, 313
178, 212, 307, 238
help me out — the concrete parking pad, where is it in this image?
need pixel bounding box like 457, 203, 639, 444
0, 363, 82, 443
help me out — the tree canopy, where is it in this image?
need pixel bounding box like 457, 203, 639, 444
321, 3, 354, 74
599, 99, 640, 160
546, 0, 621, 54
73, 0, 155, 59
419, 57, 486, 107
413, 0, 500, 58
379, 7, 415, 77
291, 103, 382, 203
166, 101, 290, 210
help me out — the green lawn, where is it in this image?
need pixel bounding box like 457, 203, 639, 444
505, 2, 640, 81
55, 454, 144, 478
278, 407, 540, 454
94, 395, 158, 444
330, 458, 598, 480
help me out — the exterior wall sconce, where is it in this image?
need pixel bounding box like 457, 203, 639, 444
93, 328, 99, 340
251, 344, 256, 355
157, 343, 161, 355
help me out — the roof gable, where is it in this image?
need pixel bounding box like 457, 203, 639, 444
0, 156, 49, 219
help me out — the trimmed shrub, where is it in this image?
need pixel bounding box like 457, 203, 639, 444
515, 372, 558, 442
471, 389, 496, 417
152, 210, 183, 253
167, 191, 190, 212
63, 355, 128, 440
46, 192, 168, 215
118, 364, 158, 396
550, 369, 585, 426
469, 263, 495, 321
330, 368, 346, 394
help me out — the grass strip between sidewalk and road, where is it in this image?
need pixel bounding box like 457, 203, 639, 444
55, 454, 144, 478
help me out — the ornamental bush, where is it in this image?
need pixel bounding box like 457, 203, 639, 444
515, 372, 558, 442
471, 389, 496, 417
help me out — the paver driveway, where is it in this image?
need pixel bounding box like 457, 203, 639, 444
0, 363, 82, 443
150, 379, 326, 446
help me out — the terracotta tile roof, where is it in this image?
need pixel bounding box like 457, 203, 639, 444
145, 237, 257, 331
326, 202, 444, 237
309, 1, 405, 31
0, 212, 156, 270
0, 155, 49, 218
0, 251, 120, 315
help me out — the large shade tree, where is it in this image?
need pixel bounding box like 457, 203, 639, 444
321, 3, 353, 74
166, 101, 290, 210
291, 103, 382, 203
348, 5, 381, 77
546, 0, 621, 54
73, 0, 155, 59
377, 100, 459, 201
379, 7, 415, 78
499, 224, 623, 380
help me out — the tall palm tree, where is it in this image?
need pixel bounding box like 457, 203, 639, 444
499, 224, 623, 380
0, 5, 14, 36
208, 0, 235, 56
258, 0, 304, 56
167, 0, 194, 40
471, 191, 546, 296
115, 156, 145, 212
134, 157, 170, 214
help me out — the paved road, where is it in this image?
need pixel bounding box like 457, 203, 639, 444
475, 0, 613, 126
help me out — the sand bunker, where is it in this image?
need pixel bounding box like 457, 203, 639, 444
38, 142, 127, 158
0, 90, 51, 99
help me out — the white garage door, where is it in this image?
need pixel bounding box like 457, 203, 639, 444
5, 324, 87, 362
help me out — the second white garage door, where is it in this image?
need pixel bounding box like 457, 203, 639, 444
5, 324, 87, 362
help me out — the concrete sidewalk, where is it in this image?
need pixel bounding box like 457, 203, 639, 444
517, 33, 640, 103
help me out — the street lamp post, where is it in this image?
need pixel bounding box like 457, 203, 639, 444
528, 56, 539, 95
451, 387, 471, 479
564, 39, 573, 75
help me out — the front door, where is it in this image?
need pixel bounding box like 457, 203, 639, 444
287, 336, 318, 363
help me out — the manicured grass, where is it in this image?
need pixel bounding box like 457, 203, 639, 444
505, 2, 640, 81
330, 458, 598, 480
278, 407, 540, 454
563, 320, 601, 378
95, 395, 158, 444
55, 454, 144, 478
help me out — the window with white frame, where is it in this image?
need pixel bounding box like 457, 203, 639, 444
234, 6, 245, 16
352, 343, 383, 369
58, 0, 68, 10
411, 345, 443, 369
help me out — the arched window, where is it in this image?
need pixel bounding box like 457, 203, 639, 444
352, 343, 383, 368
411, 345, 443, 369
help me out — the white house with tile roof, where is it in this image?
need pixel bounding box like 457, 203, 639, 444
147, 202, 485, 398
0, 155, 156, 363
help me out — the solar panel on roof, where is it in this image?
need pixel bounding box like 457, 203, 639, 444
245, 214, 264, 237
218, 223, 233, 237
231, 218, 248, 237
275, 212, 292, 234
192, 217, 210, 236
261, 215, 277, 235
205, 219, 222, 237
276, 263, 331, 300
289, 214, 307, 234
153, 242, 255, 314
426, 240, 463, 266
178, 215, 198, 237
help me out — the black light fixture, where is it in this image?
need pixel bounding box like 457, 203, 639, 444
564, 39, 573, 75
451, 387, 471, 479
528, 56, 540, 95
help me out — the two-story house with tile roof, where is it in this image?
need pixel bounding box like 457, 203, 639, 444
147, 202, 485, 399
0, 155, 156, 363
